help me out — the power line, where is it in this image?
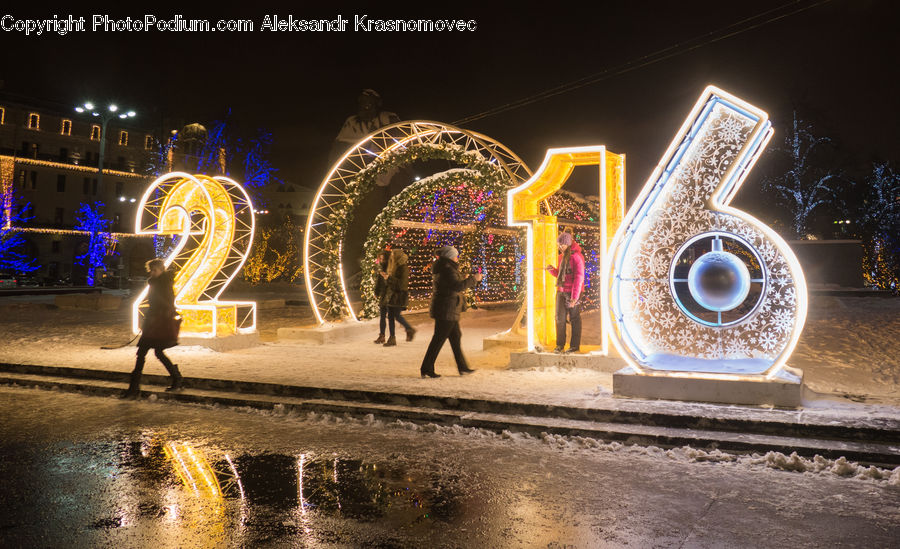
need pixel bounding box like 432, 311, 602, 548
452, 0, 834, 126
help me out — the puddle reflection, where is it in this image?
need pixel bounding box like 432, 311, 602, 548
101, 435, 465, 544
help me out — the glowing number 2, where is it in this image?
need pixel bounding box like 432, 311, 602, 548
133, 172, 257, 337
607, 86, 807, 378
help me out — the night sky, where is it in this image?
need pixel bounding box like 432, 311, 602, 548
2, 1, 897, 214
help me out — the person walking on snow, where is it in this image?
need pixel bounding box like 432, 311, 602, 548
122, 259, 183, 398
420, 246, 483, 378
381, 247, 416, 346
546, 231, 585, 353
373, 250, 391, 344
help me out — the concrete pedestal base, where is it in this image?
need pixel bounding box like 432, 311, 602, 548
509, 350, 625, 372
613, 365, 804, 408
180, 332, 260, 352
482, 330, 527, 350
278, 320, 377, 344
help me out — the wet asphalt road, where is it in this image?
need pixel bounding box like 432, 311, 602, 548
1, 386, 898, 548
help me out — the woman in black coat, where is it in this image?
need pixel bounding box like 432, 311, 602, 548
419, 246, 483, 378
373, 250, 391, 344
382, 248, 416, 346
122, 258, 182, 398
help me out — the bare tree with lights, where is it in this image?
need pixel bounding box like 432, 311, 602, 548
74, 202, 117, 286
857, 162, 900, 291
0, 184, 37, 272
762, 111, 844, 238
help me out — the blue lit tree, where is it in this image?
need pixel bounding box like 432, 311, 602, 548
191, 111, 282, 204
762, 111, 845, 238
145, 132, 178, 178
0, 184, 38, 272
74, 202, 117, 286
240, 128, 279, 192
197, 114, 230, 175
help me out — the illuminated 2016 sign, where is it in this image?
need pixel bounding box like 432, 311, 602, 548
607, 86, 807, 379
133, 172, 256, 338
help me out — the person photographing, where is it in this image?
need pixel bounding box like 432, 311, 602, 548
545, 231, 584, 353
420, 246, 483, 378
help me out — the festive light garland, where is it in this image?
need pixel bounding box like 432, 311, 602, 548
3, 155, 144, 178
359, 168, 525, 317
317, 141, 512, 319
1, 156, 14, 228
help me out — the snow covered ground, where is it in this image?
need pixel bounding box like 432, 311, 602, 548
0, 290, 898, 415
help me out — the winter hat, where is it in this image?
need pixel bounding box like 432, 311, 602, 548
557, 232, 574, 246
439, 246, 459, 260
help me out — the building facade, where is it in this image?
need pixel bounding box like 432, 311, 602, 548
0, 94, 155, 284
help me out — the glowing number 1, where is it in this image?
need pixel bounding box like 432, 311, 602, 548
607, 86, 807, 378
133, 172, 257, 338
507, 147, 625, 353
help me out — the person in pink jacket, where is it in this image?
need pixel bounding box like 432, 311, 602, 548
545, 231, 585, 353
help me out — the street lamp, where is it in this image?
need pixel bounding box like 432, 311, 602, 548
75, 102, 136, 191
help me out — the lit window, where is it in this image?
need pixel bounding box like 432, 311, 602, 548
27, 113, 39, 130
91, 125, 101, 140
61, 119, 72, 136
0, 107, 5, 125
118, 131, 128, 146
144, 135, 153, 150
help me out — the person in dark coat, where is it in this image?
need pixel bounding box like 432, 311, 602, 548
373, 250, 391, 344
419, 246, 483, 378
381, 248, 416, 346
546, 231, 585, 353
122, 259, 182, 398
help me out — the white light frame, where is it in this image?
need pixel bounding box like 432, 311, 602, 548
606, 85, 808, 381
133, 172, 257, 338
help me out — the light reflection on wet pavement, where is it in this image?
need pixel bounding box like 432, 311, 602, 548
2, 386, 899, 548
1, 434, 481, 547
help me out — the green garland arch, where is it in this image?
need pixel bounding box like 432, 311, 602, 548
359, 168, 522, 318
319, 142, 512, 319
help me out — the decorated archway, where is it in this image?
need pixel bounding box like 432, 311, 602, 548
304, 121, 532, 323
360, 168, 523, 317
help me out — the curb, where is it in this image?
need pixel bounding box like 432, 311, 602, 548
1, 362, 899, 467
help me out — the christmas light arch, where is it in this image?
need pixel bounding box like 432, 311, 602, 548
304, 121, 532, 323
360, 168, 523, 317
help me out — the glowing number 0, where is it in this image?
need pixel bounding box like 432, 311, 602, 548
133, 172, 257, 338
607, 86, 807, 378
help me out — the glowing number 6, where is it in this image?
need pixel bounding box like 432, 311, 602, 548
607, 86, 807, 379
133, 172, 257, 338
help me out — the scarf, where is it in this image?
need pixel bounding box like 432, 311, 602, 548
557, 248, 572, 288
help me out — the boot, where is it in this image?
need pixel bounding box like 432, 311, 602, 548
166, 364, 184, 392
374, 333, 386, 344
406, 327, 416, 342
383, 336, 397, 347
121, 372, 141, 399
